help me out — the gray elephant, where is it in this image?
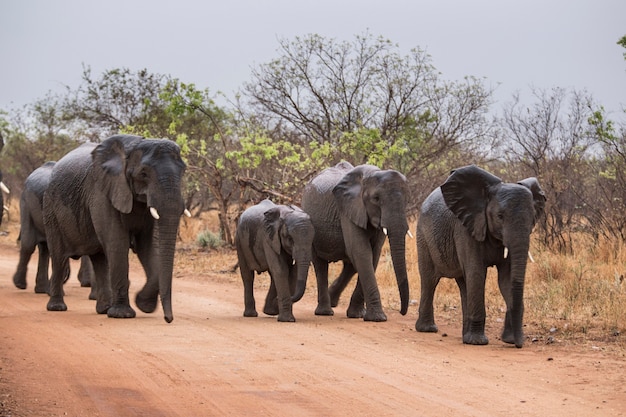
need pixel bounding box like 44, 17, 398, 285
235, 199, 314, 322
43, 134, 186, 322
12, 162, 93, 293
297, 162, 410, 322
415, 165, 545, 348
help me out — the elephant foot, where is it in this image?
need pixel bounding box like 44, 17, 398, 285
88, 288, 97, 301
277, 312, 296, 322
315, 304, 334, 316
263, 303, 279, 316
34, 284, 49, 294
79, 279, 91, 288
96, 299, 111, 314
135, 291, 158, 313
47, 297, 67, 312
363, 309, 387, 322
501, 329, 524, 348
13, 276, 27, 290
463, 332, 489, 345
329, 292, 340, 308
243, 308, 258, 317
107, 304, 136, 319
415, 319, 438, 333
346, 306, 365, 319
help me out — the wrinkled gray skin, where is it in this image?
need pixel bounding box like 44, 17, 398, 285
298, 162, 410, 322
44, 135, 186, 323
12, 162, 93, 293
415, 165, 546, 348
235, 199, 314, 322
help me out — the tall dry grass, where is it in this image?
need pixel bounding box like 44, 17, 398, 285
177, 213, 624, 351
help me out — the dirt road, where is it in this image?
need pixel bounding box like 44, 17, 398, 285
0, 242, 624, 417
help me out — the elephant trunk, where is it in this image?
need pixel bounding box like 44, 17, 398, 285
291, 258, 310, 303
508, 239, 530, 348
153, 213, 180, 323
290, 243, 312, 303
384, 221, 410, 315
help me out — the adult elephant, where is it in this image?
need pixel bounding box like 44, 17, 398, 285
297, 162, 410, 322
415, 165, 545, 348
44, 134, 187, 322
12, 162, 93, 293
235, 199, 314, 322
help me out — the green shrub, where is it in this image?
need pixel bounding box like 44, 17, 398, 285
196, 230, 223, 249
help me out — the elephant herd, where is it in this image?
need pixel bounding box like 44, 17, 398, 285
8, 134, 546, 348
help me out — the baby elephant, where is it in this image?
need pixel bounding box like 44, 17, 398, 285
235, 199, 315, 322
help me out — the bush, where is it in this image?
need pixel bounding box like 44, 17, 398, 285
196, 230, 223, 249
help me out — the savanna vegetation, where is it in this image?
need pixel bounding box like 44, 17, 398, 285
1, 32, 624, 347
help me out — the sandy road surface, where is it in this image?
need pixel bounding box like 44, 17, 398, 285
0, 242, 624, 417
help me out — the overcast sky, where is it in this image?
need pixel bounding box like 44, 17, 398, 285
1, 0, 625, 118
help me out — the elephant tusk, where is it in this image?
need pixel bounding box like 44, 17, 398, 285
528, 251, 535, 263
0, 181, 9, 194
183, 209, 191, 218
503, 247, 508, 259
383, 227, 388, 236
406, 230, 414, 239
149, 207, 160, 220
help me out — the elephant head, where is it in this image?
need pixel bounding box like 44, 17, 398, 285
264, 205, 314, 307
92, 135, 186, 322
441, 165, 545, 347
333, 164, 411, 315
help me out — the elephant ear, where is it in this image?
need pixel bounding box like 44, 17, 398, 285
441, 165, 502, 241
333, 165, 379, 229
263, 207, 283, 254
92, 136, 135, 214
518, 177, 546, 222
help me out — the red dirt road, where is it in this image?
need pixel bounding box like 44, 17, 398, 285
0, 241, 624, 417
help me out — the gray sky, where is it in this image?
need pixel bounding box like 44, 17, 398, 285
1, 0, 625, 118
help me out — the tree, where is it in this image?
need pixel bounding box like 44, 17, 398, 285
63, 66, 170, 141
244, 32, 496, 214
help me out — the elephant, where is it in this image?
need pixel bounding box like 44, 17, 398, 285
414, 165, 546, 348
12, 162, 93, 293
235, 199, 314, 322
297, 161, 410, 322
43, 134, 187, 322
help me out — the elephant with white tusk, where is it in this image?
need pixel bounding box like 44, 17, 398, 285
298, 162, 410, 322
43, 135, 186, 323
415, 165, 546, 348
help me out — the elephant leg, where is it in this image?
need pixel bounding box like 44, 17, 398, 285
103, 248, 135, 319
46, 256, 69, 312
462, 271, 489, 345
263, 276, 280, 316
89, 253, 112, 314
34, 243, 51, 293
455, 277, 469, 335
329, 262, 357, 307
133, 232, 160, 313
497, 265, 515, 344
415, 249, 440, 332
238, 255, 258, 317
312, 257, 333, 316
77, 256, 93, 287
346, 277, 365, 318
266, 266, 295, 322
13, 240, 36, 291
